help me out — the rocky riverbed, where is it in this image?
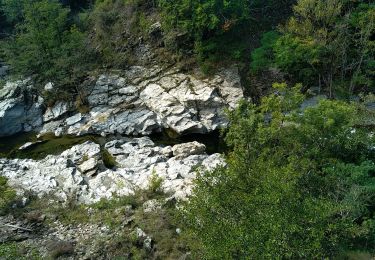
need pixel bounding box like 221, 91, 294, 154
0, 64, 238, 258
0, 136, 225, 204
0, 63, 241, 206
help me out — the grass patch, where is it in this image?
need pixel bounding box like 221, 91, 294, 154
0, 242, 25, 259
0, 176, 17, 215
0, 242, 41, 260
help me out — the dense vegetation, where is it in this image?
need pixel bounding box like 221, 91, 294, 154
1, 0, 372, 98
159, 0, 294, 66
251, 0, 375, 96
0, 0, 295, 88
181, 85, 375, 258
1, 0, 90, 92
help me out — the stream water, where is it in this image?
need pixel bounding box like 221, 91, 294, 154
0, 130, 227, 160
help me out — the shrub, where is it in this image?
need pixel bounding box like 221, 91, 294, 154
180, 83, 375, 259
148, 171, 163, 195
250, 31, 280, 73
159, 0, 295, 66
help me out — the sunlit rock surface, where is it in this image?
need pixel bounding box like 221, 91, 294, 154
0, 137, 225, 204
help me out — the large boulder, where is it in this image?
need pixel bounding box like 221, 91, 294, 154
172, 141, 206, 158
0, 81, 44, 137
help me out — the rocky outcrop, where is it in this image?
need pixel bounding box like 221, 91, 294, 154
0, 81, 44, 136
0, 62, 8, 78
39, 65, 243, 137
0, 137, 225, 204
43, 101, 70, 123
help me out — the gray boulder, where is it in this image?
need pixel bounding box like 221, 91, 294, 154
43, 101, 70, 123
0, 63, 8, 78
0, 81, 44, 137
172, 141, 206, 158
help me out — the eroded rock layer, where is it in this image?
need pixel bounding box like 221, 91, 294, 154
39, 65, 243, 137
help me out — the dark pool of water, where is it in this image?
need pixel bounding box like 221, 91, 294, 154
150, 130, 227, 155
0, 130, 227, 160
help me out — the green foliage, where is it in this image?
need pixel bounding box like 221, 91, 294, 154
88, 0, 153, 68
180, 84, 375, 259
0, 0, 27, 24
0, 242, 41, 259
271, 0, 375, 95
250, 31, 280, 73
148, 171, 164, 194
0, 176, 16, 215
0, 243, 26, 259
0, 0, 90, 91
159, 0, 295, 66
159, 0, 250, 38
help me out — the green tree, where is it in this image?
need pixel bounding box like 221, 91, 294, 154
181, 83, 375, 259
271, 0, 375, 96
1, 0, 89, 91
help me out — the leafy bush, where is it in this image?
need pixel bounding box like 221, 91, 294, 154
180, 83, 375, 259
148, 171, 164, 194
0, 0, 27, 24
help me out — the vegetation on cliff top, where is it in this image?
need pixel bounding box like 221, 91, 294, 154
1, 0, 372, 97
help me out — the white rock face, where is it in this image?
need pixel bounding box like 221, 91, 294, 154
0, 81, 44, 136
0, 137, 225, 204
43, 101, 70, 123
0, 65, 242, 137
40, 65, 243, 136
